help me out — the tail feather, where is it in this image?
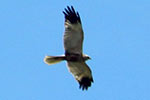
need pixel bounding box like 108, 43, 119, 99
44, 56, 66, 65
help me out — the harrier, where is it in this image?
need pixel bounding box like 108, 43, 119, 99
44, 6, 93, 90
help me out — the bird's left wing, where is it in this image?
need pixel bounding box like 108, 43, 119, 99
67, 61, 93, 90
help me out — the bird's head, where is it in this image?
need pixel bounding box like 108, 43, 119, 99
83, 54, 91, 61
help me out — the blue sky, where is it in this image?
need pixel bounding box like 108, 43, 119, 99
0, 0, 150, 100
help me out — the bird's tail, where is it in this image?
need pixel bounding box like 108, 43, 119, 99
44, 55, 66, 65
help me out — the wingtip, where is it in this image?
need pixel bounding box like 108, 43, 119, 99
63, 6, 81, 24
78, 77, 94, 91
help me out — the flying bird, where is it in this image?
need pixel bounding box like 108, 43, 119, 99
44, 6, 93, 90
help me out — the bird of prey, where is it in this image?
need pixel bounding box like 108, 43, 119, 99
44, 6, 93, 90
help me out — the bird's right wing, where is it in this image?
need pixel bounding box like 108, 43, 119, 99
63, 6, 84, 55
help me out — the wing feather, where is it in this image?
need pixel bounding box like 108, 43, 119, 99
63, 6, 83, 55
67, 61, 93, 90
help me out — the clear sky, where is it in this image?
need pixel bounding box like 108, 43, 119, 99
0, 0, 150, 100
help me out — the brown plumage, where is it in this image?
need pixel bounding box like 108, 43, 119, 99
44, 6, 93, 90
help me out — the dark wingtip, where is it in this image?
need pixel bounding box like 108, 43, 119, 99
78, 77, 94, 91
63, 6, 81, 24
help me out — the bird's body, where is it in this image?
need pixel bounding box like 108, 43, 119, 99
44, 6, 93, 90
